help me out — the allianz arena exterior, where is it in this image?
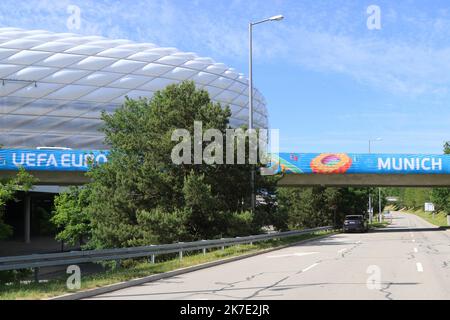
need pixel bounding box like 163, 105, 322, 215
0, 28, 268, 149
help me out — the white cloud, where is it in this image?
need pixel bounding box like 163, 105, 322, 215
2, 1, 450, 96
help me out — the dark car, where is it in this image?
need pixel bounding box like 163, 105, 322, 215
343, 215, 368, 233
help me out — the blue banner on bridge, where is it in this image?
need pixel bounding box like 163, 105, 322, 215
2, 149, 450, 175
0, 149, 109, 172
271, 153, 450, 175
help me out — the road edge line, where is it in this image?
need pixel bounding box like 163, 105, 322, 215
49, 233, 335, 300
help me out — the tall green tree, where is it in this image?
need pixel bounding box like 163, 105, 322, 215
0, 168, 36, 240
51, 186, 92, 246
277, 187, 370, 229
83, 81, 266, 248
431, 142, 450, 213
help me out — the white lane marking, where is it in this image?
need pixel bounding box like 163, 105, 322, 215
267, 252, 318, 259
416, 262, 424, 272
414, 248, 418, 253
302, 263, 319, 273
337, 248, 348, 254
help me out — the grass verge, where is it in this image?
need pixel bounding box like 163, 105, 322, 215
405, 209, 448, 227
0, 230, 334, 300
369, 221, 390, 229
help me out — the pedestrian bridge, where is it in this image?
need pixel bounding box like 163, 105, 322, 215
268, 152, 450, 187
2, 149, 450, 187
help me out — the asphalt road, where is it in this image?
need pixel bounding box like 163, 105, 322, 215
89, 212, 450, 300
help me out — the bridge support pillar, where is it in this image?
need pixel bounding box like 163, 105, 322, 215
24, 194, 31, 244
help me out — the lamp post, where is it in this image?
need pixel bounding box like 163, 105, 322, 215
249, 14, 284, 212
368, 138, 382, 223
378, 186, 382, 223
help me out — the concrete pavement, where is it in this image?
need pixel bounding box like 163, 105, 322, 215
89, 212, 450, 300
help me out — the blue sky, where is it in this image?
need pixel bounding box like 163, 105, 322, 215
1, 0, 450, 153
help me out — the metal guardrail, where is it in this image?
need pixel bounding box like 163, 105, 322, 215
0, 226, 332, 275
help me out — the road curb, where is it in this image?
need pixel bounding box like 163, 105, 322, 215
49, 233, 335, 300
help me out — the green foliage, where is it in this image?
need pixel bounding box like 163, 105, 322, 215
35, 206, 57, 236
443, 141, 450, 155
431, 188, 450, 212
0, 168, 37, 240
0, 169, 36, 282
182, 171, 223, 239
136, 207, 190, 244
0, 269, 32, 285
224, 211, 259, 237
51, 186, 92, 246
75, 81, 267, 248
429, 142, 450, 214
277, 187, 372, 228
389, 142, 450, 214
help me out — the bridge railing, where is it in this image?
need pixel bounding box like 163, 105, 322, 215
0, 226, 332, 276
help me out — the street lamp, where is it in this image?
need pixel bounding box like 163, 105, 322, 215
368, 138, 382, 223
249, 15, 284, 212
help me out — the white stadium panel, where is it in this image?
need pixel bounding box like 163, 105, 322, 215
227, 81, 247, 94
209, 76, 233, 89
163, 67, 198, 80
232, 94, 248, 106
190, 72, 218, 85
148, 47, 178, 56
118, 90, 154, 101
66, 45, 106, 56
46, 101, 98, 117
137, 63, 174, 77
32, 42, 76, 53
103, 59, 146, 73
10, 83, 63, 99
0, 64, 24, 78
0, 97, 31, 113
117, 43, 157, 51
0, 82, 28, 96
223, 69, 240, 80
183, 60, 211, 70
98, 47, 136, 59
214, 90, 240, 104
74, 72, 123, 87
37, 53, 86, 68
0, 39, 43, 50
202, 85, 223, 99
26, 33, 64, 42
156, 55, 191, 66
128, 51, 165, 62
12, 100, 59, 116
74, 56, 116, 70
233, 108, 250, 121
50, 117, 103, 133
44, 84, 97, 100
228, 104, 244, 116
205, 64, 227, 75
0, 48, 18, 60
42, 69, 91, 84
0, 27, 268, 149
6, 50, 52, 65
12, 66, 57, 80
138, 78, 178, 91
79, 87, 128, 103
108, 75, 151, 89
